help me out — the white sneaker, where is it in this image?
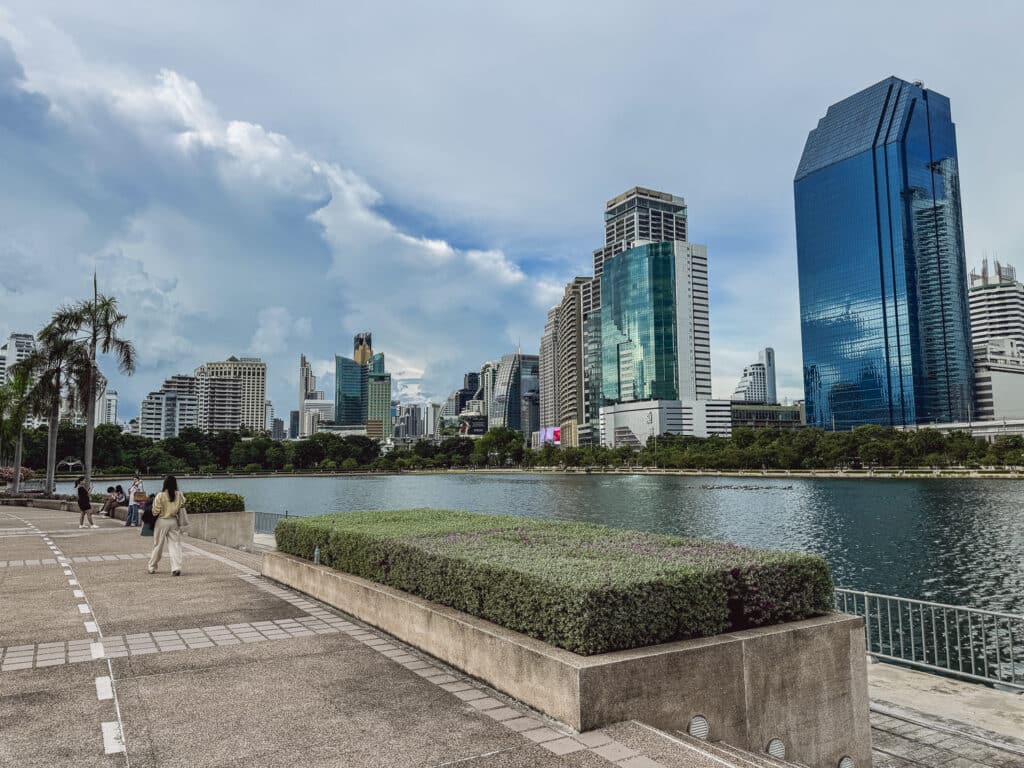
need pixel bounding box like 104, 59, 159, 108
90, 524, 99, 529
79, 524, 85, 529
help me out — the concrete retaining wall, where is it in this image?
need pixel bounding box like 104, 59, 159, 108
109, 506, 255, 551
0, 497, 102, 513
262, 551, 871, 768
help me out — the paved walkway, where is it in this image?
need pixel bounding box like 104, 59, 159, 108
3, 505, 1023, 768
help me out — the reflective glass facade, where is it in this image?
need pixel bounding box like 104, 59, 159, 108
795, 77, 973, 429
335, 355, 365, 426
600, 242, 680, 403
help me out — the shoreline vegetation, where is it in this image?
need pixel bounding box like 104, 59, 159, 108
21, 465, 1024, 484
4, 422, 1023, 487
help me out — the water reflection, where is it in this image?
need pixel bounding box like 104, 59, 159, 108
59, 474, 1022, 612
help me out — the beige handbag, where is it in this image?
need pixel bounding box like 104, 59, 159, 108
176, 506, 190, 529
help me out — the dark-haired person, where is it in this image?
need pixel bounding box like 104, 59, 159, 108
100, 486, 117, 516
147, 475, 186, 575
140, 493, 156, 537
75, 477, 98, 529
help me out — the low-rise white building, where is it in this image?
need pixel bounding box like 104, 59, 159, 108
975, 338, 1024, 421
599, 399, 732, 448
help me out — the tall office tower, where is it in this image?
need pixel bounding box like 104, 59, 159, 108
463, 371, 480, 396
97, 391, 119, 426
366, 372, 393, 440
732, 348, 777, 405
970, 260, 1024, 349
592, 188, 688, 312
288, 410, 299, 439
0, 333, 36, 385
394, 403, 425, 438
303, 398, 335, 435
194, 357, 267, 431
581, 313, 603, 444
424, 402, 442, 436
265, 400, 274, 432
369, 352, 385, 375
353, 332, 373, 365
139, 390, 199, 440
298, 354, 316, 437
272, 418, 286, 440
490, 351, 540, 433
795, 77, 973, 429
601, 242, 711, 404
556, 277, 592, 446
335, 356, 365, 426
539, 307, 559, 429
477, 361, 498, 417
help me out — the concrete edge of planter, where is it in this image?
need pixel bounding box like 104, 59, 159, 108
261, 550, 872, 768
108, 506, 255, 551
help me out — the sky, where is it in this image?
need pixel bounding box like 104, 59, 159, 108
0, 2, 1022, 421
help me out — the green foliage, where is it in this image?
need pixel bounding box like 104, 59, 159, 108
185, 491, 245, 514
276, 509, 833, 655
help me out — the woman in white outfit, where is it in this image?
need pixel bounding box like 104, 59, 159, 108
147, 475, 186, 576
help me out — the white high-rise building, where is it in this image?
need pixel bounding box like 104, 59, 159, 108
139, 390, 199, 440
195, 357, 267, 432
298, 354, 317, 437
732, 348, 777, 405
539, 307, 559, 430
265, 400, 274, 433
97, 391, 119, 426
0, 333, 36, 385
970, 260, 1024, 349
974, 338, 1024, 421
424, 402, 442, 437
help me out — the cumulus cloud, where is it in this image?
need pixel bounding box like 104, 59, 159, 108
0, 18, 559, 415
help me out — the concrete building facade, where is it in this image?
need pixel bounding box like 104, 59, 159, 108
139, 390, 198, 440
974, 338, 1024, 421
539, 307, 559, 430
195, 357, 267, 432
599, 399, 731, 447
969, 259, 1024, 348
732, 347, 778, 405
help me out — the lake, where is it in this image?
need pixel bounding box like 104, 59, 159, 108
72, 473, 1024, 614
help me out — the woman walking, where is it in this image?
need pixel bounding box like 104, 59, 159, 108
75, 477, 98, 529
147, 475, 186, 576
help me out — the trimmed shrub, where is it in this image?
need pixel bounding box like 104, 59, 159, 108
0, 467, 34, 483
275, 509, 833, 656
185, 492, 245, 514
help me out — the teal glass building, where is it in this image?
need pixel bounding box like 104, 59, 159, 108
335, 355, 365, 426
600, 242, 681, 403
795, 77, 973, 429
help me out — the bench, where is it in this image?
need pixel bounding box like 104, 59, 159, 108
18, 480, 45, 494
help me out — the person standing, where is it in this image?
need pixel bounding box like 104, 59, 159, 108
147, 475, 186, 575
75, 477, 98, 529
126, 475, 145, 527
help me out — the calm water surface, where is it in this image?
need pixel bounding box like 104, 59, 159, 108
77, 473, 1024, 613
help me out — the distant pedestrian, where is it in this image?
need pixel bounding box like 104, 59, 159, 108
75, 477, 98, 529
147, 475, 186, 575
126, 475, 145, 527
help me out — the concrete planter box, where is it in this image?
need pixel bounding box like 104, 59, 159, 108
111, 506, 255, 551
263, 551, 871, 768
0, 497, 102, 513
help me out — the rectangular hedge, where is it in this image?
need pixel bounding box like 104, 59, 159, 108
184, 492, 246, 514
275, 509, 833, 656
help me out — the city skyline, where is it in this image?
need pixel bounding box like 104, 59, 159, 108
1, 4, 1022, 421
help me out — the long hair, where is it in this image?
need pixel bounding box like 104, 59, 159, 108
163, 475, 178, 503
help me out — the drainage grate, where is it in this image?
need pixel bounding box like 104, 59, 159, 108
838, 758, 854, 768
766, 739, 786, 759
688, 715, 709, 740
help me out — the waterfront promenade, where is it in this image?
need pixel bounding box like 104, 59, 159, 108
3, 505, 1023, 767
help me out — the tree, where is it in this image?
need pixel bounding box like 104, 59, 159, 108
15, 325, 91, 492
51, 279, 136, 484
0, 369, 36, 493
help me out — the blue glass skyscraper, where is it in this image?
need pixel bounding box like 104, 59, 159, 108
795, 77, 973, 429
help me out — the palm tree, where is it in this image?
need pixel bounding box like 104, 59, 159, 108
51, 275, 136, 484
15, 326, 91, 493
0, 368, 37, 494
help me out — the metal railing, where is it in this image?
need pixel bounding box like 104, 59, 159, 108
836, 588, 1024, 690
254, 510, 289, 535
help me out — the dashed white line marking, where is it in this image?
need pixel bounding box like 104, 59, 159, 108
101, 721, 125, 754
63, 569, 73, 575
84, 621, 98, 633
77, 603, 91, 615
68, 579, 79, 585
73, 589, 85, 598
91, 642, 105, 660
95, 676, 113, 700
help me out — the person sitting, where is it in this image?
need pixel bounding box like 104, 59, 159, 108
101, 486, 118, 516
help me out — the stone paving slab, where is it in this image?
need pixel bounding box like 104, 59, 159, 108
0, 567, 94, 647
